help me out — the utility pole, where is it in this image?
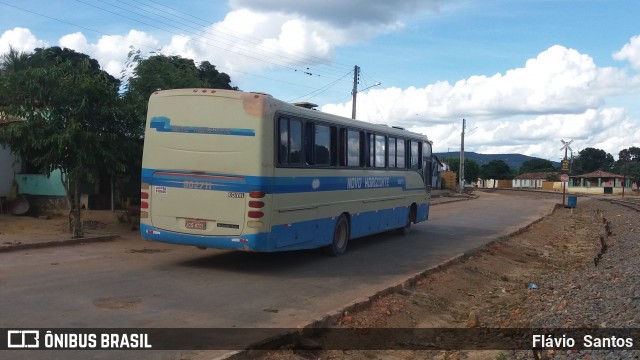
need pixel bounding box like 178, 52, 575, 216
459, 118, 465, 193
351, 65, 359, 119
621, 150, 630, 198
560, 139, 573, 206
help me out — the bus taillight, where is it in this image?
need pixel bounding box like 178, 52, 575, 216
249, 191, 265, 198
248, 192, 265, 219
140, 183, 150, 219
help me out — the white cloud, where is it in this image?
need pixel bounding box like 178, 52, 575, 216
409, 108, 637, 161
328, 45, 638, 121
0, 27, 46, 54
229, 0, 434, 27
322, 44, 640, 161
59, 30, 159, 77
613, 35, 640, 70
169, 7, 402, 78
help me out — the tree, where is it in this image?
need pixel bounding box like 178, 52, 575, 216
519, 158, 555, 174
198, 60, 235, 89
443, 157, 480, 186
573, 147, 614, 174
629, 162, 640, 189
626, 146, 640, 161
121, 52, 238, 134
617, 147, 640, 187
0, 46, 30, 112
0, 47, 138, 238
480, 160, 513, 180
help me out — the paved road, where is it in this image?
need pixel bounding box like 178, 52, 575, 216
0, 191, 557, 359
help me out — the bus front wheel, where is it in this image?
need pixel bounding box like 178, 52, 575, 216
327, 215, 349, 256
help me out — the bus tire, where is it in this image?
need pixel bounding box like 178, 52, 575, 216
327, 215, 349, 256
397, 206, 414, 235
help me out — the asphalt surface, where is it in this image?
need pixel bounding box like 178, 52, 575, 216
0, 191, 558, 360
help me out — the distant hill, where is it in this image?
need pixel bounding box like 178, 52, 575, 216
434, 152, 560, 171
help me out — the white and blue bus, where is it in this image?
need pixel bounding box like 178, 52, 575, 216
140, 89, 432, 255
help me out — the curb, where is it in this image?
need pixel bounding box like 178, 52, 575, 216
224, 201, 558, 359
431, 194, 478, 206
0, 235, 120, 253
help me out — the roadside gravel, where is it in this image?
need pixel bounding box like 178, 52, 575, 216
238, 194, 640, 360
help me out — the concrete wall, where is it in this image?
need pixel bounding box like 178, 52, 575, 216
542, 182, 637, 195
513, 178, 543, 189
481, 179, 512, 189
440, 171, 457, 190
542, 181, 563, 191
15, 169, 67, 196
567, 187, 629, 195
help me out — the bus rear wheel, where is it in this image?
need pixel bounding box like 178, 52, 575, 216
397, 206, 414, 235
327, 215, 349, 256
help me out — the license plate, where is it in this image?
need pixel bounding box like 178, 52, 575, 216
185, 219, 206, 230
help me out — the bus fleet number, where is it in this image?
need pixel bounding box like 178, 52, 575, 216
183, 181, 213, 190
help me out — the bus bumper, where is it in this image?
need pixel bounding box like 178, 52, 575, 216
140, 224, 269, 251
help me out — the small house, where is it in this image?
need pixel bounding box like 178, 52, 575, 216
512, 172, 557, 189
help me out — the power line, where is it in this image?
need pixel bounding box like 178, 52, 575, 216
0, 1, 359, 98
75, 0, 311, 74
288, 69, 354, 102
76, 0, 358, 95
101, 0, 348, 78
0, 1, 159, 52
135, 0, 354, 72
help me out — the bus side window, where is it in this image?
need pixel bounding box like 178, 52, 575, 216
289, 120, 302, 164
330, 126, 338, 166
346, 129, 361, 167
410, 141, 420, 169
278, 117, 303, 166
314, 124, 331, 166
375, 134, 386, 168
388, 137, 396, 168
278, 118, 288, 165
339, 128, 346, 166
367, 133, 375, 168
397, 139, 406, 168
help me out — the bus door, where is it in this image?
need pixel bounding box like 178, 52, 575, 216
422, 142, 433, 191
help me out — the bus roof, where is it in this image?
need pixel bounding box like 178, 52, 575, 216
150, 88, 430, 142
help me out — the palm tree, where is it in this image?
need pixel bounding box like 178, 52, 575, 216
0, 46, 30, 72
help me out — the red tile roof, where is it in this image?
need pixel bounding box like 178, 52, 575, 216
572, 170, 623, 178
515, 172, 557, 180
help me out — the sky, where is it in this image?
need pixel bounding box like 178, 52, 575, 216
1, 0, 639, 163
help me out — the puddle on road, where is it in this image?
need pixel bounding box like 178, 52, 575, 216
127, 248, 172, 253
93, 296, 142, 309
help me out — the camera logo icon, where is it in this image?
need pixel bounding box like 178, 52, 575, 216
7, 330, 40, 348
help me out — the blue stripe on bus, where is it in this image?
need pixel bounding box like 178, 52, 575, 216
142, 168, 425, 194
141, 203, 429, 252
150, 116, 256, 136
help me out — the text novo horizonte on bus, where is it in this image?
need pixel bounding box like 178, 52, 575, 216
346, 177, 391, 189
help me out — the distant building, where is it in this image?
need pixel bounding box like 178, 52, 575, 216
512, 172, 557, 189
568, 170, 633, 194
